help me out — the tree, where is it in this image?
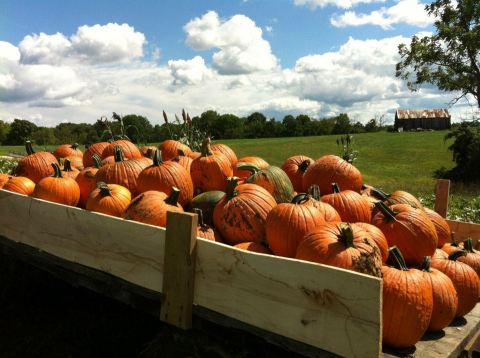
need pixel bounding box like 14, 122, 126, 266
122, 114, 153, 144
5, 119, 37, 145
396, 0, 480, 107
32, 127, 56, 145
0, 120, 10, 144
332, 113, 351, 134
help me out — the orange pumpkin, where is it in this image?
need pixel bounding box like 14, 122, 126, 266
159, 139, 192, 161
101, 140, 142, 160
123, 188, 183, 228
83, 142, 110, 168
302, 154, 362, 194
234, 242, 272, 254
86, 182, 131, 217
382, 246, 433, 348
420, 257, 458, 332
0, 173, 10, 188
296, 222, 383, 277
2, 176, 35, 196
193, 208, 222, 242
281, 155, 314, 193
234, 156, 269, 180
15, 141, 57, 183
61, 159, 80, 179
211, 143, 238, 167
213, 177, 276, 245
320, 183, 371, 223
53, 143, 83, 159
372, 202, 437, 266
62, 155, 84, 170
457, 239, 480, 276
424, 208, 451, 248
170, 149, 193, 172
355, 222, 389, 264
441, 233, 464, 255
385, 190, 423, 210
431, 251, 480, 317
139, 145, 158, 158
76, 154, 102, 208
33, 163, 80, 206
190, 138, 233, 192
136, 149, 193, 206
306, 185, 341, 222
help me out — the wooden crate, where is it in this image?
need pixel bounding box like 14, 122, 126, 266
0, 180, 478, 357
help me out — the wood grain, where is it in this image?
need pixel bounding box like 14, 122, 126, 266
0, 189, 381, 357
434, 179, 450, 218
447, 219, 480, 244
160, 211, 198, 329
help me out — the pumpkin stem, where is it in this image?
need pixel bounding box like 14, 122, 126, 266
235, 162, 260, 175
165, 187, 181, 206
71, 143, 79, 150
92, 154, 102, 169
375, 201, 397, 222
200, 138, 214, 157
97, 182, 112, 197
51, 163, 63, 178
338, 223, 356, 248
291, 193, 310, 204
370, 187, 390, 200
63, 159, 73, 172
193, 208, 207, 227
420, 256, 432, 272
463, 238, 475, 253
307, 185, 321, 200
298, 160, 311, 173
387, 246, 408, 271
113, 145, 124, 162
25, 140, 35, 155
153, 149, 163, 166
449, 250, 467, 261
177, 149, 185, 157
225, 177, 239, 199
332, 183, 341, 193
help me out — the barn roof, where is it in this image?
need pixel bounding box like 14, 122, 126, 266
396, 109, 450, 119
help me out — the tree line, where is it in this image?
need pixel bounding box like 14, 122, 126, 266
0, 111, 390, 146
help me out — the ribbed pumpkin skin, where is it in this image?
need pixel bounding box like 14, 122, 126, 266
53, 144, 83, 159
101, 140, 142, 160
385, 190, 423, 210
3, 176, 35, 196
234, 156, 269, 180
266, 199, 327, 257
86, 184, 131, 217
355, 222, 389, 264
281, 155, 314, 192
211, 143, 238, 166
382, 265, 433, 348
61, 162, 80, 179
63, 155, 84, 170
424, 208, 451, 248
159, 140, 192, 161
422, 267, 458, 332
321, 189, 371, 223
83, 142, 110, 168
191, 152, 232, 192
102, 156, 115, 166
76, 167, 99, 208
302, 155, 362, 194
213, 183, 276, 245
123, 190, 183, 227
136, 157, 193, 207
170, 154, 193, 173
234, 242, 272, 254
458, 246, 480, 277
16, 150, 56, 183
189, 190, 225, 226
296, 223, 383, 277
431, 255, 479, 317
96, 157, 151, 195
372, 204, 437, 266
245, 166, 295, 204
33, 172, 80, 206
302, 196, 341, 222
0, 173, 11, 188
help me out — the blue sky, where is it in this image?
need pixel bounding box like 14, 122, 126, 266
0, 0, 472, 126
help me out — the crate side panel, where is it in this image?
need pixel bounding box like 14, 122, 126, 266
447, 220, 480, 244
195, 240, 382, 358
0, 190, 165, 291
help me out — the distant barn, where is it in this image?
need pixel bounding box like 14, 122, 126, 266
394, 109, 451, 131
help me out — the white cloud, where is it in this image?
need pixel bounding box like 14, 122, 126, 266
168, 56, 212, 85
184, 11, 277, 74
294, 0, 385, 10
331, 0, 433, 29
18, 23, 145, 65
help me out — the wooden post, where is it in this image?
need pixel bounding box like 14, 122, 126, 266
434, 179, 450, 218
160, 211, 198, 329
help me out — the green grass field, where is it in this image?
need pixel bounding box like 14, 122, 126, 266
1, 131, 477, 198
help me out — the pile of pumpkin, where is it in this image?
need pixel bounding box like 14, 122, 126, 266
1, 138, 479, 350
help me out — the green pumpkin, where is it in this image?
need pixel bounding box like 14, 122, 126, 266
189, 190, 225, 226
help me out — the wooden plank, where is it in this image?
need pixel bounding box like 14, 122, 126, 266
194, 240, 382, 358
0, 189, 381, 357
434, 179, 450, 218
160, 211, 197, 329
447, 219, 480, 244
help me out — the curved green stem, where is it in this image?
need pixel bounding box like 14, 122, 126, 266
225, 177, 239, 200
420, 256, 431, 272
25, 141, 35, 155
370, 187, 390, 200
114, 145, 124, 162
374, 201, 396, 222
235, 162, 260, 175
307, 184, 321, 200
338, 223, 356, 248
153, 149, 163, 166
193, 208, 207, 227
51, 163, 63, 178
387, 246, 408, 270
165, 187, 181, 206
449, 250, 467, 261
291, 193, 310, 204
97, 182, 112, 197
332, 183, 340, 193
92, 154, 102, 169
